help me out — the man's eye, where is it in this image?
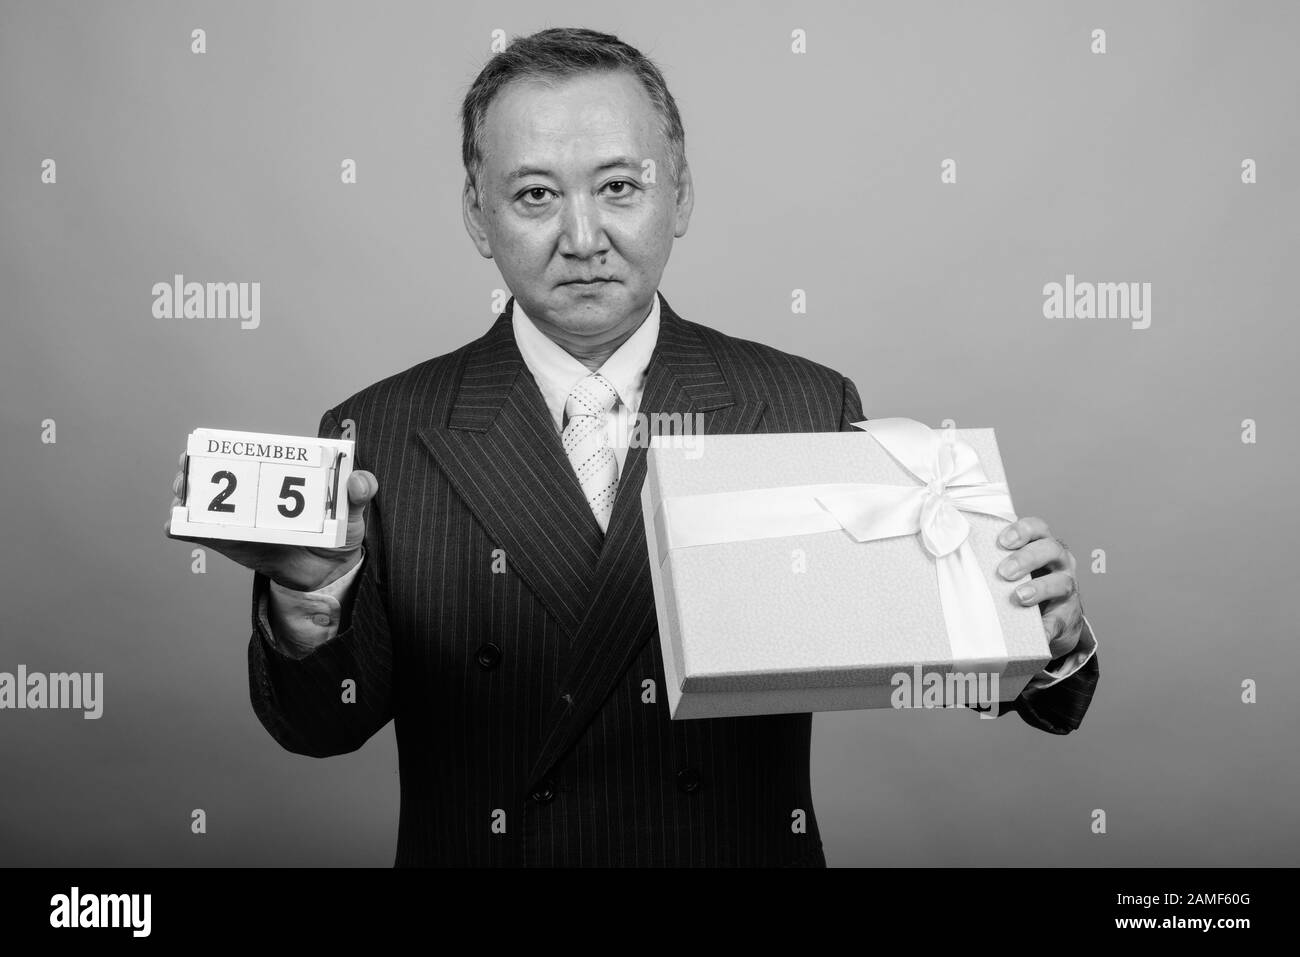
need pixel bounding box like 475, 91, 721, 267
521, 187, 552, 204
604, 180, 635, 196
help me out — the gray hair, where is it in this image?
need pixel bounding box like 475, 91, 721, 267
460, 27, 686, 192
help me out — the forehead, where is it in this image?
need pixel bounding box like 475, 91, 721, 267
481, 70, 661, 172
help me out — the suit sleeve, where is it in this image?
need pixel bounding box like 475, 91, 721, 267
246, 407, 395, 757
838, 375, 1100, 735
838, 375, 866, 430
999, 619, 1100, 734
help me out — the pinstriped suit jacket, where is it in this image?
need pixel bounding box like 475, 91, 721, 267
247, 295, 1099, 867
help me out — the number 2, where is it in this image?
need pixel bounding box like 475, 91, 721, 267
208, 471, 238, 512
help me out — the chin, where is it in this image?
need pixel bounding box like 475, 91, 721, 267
550, 310, 624, 337
549, 287, 630, 321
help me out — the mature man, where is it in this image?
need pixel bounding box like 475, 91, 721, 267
167, 27, 1098, 867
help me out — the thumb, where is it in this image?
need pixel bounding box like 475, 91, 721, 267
346, 470, 378, 513
342, 470, 378, 549
345, 468, 379, 520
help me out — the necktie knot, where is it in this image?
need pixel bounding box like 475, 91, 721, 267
564, 373, 620, 427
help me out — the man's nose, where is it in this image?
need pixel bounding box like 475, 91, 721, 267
557, 193, 609, 259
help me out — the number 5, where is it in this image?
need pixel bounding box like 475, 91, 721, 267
277, 476, 306, 518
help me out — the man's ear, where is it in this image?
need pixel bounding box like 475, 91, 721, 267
673, 162, 695, 239
462, 176, 494, 259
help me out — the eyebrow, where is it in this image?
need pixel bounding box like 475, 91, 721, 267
503, 156, 643, 182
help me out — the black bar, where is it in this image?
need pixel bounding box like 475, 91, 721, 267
0, 867, 1283, 944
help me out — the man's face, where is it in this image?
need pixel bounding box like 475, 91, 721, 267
463, 70, 693, 344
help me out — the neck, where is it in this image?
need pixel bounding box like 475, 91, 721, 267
532, 298, 654, 371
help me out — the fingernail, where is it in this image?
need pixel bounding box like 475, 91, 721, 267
999, 560, 1020, 579
999, 528, 1018, 547
1015, 584, 1035, 602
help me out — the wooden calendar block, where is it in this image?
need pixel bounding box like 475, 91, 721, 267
185, 456, 261, 528
255, 461, 327, 532
170, 428, 354, 547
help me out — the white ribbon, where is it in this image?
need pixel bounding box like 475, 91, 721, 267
653, 418, 1019, 668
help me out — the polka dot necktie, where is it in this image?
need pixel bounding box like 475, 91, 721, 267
561, 372, 621, 533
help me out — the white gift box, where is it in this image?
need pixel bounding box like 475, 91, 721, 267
641, 420, 1052, 720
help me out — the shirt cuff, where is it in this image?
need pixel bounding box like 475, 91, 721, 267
264, 550, 365, 656
1023, 613, 1098, 694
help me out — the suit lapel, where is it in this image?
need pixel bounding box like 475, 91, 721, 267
416, 301, 604, 638
527, 297, 767, 787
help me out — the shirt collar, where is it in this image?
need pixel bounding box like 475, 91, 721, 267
512, 292, 661, 428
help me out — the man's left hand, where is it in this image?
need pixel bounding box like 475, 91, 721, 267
995, 516, 1084, 659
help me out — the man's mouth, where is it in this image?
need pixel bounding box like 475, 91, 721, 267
560, 278, 615, 286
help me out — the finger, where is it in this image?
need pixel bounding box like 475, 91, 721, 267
339, 471, 378, 550
172, 471, 184, 496
1044, 611, 1082, 658
178, 451, 187, 468
998, 516, 1051, 549
346, 470, 378, 507
1011, 570, 1076, 606
997, 535, 1067, 579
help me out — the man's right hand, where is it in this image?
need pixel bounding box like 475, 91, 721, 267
163, 452, 379, 592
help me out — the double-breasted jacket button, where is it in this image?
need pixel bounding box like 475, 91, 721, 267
475, 642, 501, 670
676, 767, 702, 794
530, 779, 556, 804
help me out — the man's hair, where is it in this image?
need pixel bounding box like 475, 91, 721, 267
460, 27, 686, 192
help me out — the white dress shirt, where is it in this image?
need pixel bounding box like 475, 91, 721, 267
263, 290, 1096, 694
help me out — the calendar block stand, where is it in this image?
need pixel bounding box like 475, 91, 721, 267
170, 428, 355, 548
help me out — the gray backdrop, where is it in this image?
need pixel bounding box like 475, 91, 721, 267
1, 0, 1295, 866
